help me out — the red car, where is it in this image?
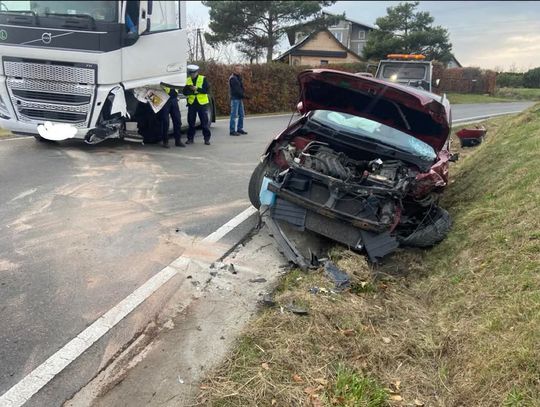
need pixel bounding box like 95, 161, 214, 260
249, 69, 455, 264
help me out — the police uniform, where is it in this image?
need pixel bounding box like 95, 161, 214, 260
159, 85, 184, 148
182, 65, 211, 145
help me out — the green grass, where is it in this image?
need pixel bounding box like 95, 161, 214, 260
446, 93, 515, 104
495, 87, 540, 101
199, 104, 540, 406
330, 367, 389, 407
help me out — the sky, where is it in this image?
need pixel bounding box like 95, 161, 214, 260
186, 1, 540, 70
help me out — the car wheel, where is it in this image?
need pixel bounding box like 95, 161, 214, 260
248, 159, 273, 209
399, 206, 452, 247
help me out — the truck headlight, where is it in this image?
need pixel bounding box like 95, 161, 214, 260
0, 94, 10, 119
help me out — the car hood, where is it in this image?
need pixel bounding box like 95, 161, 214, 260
297, 69, 451, 152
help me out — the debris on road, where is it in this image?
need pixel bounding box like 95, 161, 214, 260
324, 261, 351, 291
286, 303, 309, 315
249, 277, 267, 283
260, 293, 276, 307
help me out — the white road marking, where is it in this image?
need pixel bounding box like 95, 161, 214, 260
0, 136, 33, 142
452, 110, 523, 123
0, 207, 255, 407
202, 206, 257, 243
9, 188, 37, 203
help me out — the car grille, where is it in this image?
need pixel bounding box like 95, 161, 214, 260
3, 58, 97, 128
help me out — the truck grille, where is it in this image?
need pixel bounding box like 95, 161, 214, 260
3, 58, 97, 128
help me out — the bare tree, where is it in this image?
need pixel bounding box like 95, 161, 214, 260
186, 16, 238, 63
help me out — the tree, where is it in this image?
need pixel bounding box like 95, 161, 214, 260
186, 16, 236, 64
523, 67, 540, 88
202, 1, 340, 63
363, 1, 452, 63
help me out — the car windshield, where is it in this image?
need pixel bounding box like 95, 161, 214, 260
1, 1, 118, 22
310, 110, 437, 162
382, 63, 427, 80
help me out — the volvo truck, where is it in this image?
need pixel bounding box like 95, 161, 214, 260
0, 0, 210, 144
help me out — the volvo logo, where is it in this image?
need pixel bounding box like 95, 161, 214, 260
0, 29, 7, 41
41, 32, 52, 44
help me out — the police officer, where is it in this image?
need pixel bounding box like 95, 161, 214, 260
182, 65, 211, 145
159, 84, 184, 148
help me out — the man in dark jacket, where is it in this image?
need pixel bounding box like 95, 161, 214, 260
182, 64, 212, 145
229, 65, 248, 136
159, 84, 184, 148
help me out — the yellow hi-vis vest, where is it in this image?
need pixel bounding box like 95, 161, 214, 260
186, 75, 209, 105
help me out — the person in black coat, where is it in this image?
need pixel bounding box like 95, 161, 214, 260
229, 65, 248, 136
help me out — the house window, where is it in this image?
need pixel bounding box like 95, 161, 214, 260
358, 31, 366, 40
320, 60, 329, 65
331, 31, 343, 43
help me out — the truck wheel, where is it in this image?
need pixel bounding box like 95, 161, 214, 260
248, 159, 273, 209
399, 207, 451, 247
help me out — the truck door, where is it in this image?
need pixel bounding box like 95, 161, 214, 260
121, 0, 186, 88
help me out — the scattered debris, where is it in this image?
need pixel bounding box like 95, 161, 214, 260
382, 336, 392, 344
323, 261, 351, 291
261, 362, 270, 370
249, 277, 267, 283
177, 376, 184, 384
286, 303, 309, 315
228, 264, 237, 274
220, 336, 225, 340
456, 126, 487, 147
260, 293, 276, 307
209, 271, 217, 277
309, 287, 332, 295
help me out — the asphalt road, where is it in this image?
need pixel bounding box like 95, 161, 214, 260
0, 101, 534, 398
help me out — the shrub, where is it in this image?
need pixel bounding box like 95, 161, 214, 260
497, 72, 524, 88
523, 67, 540, 88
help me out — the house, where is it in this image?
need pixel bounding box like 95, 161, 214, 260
322, 12, 375, 57
446, 54, 462, 68
275, 29, 363, 66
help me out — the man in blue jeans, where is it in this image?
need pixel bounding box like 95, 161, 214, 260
229, 65, 248, 136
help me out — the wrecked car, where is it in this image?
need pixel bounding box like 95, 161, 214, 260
249, 69, 455, 264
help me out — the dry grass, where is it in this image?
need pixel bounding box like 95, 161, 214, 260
198, 106, 540, 407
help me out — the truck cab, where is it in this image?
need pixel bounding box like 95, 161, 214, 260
0, 0, 204, 143
374, 54, 433, 92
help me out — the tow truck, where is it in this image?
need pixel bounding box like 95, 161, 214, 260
374, 54, 435, 92
0, 0, 213, 144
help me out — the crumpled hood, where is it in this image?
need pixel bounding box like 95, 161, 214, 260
298, 69, 451, 152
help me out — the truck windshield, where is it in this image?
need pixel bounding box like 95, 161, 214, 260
311, 110, 436, 162
1, 1, 118, 22
382, 63, 426, 80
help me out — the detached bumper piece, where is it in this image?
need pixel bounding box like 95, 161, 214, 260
456, 126, 487, 147
262, 174, 399, 264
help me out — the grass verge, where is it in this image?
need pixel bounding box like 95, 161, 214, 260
494, 87, 540, 102
446, 93, 515, 104
198, 105, 540, 406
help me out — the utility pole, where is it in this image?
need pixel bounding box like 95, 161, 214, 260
197, 28, 206, 62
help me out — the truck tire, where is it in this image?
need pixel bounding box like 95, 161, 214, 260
248, 159, 272, 209
399, 207, 452, 248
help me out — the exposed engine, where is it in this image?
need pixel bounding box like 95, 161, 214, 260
281, 141, 416, 195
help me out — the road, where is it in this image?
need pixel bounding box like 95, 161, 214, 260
0, 101, 534, 401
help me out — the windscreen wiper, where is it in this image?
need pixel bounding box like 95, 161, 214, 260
0, 9, 38, 25
45, 12, 95, 29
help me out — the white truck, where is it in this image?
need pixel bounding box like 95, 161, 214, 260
0, 0, 213, 143
374, 54, 434, 92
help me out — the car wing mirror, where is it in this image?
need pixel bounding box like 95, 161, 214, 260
449, 152, 459, 162
124, 30, 139, 46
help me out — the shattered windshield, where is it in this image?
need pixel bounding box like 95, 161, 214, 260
1, 1, 118, 22
311, 110, 437, 162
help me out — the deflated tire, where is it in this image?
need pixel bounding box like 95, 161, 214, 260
399, 207, 452, 248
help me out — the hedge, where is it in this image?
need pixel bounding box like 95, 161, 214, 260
198, 61, 496, 116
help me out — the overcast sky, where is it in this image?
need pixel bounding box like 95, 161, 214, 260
187, 1, 540, 70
